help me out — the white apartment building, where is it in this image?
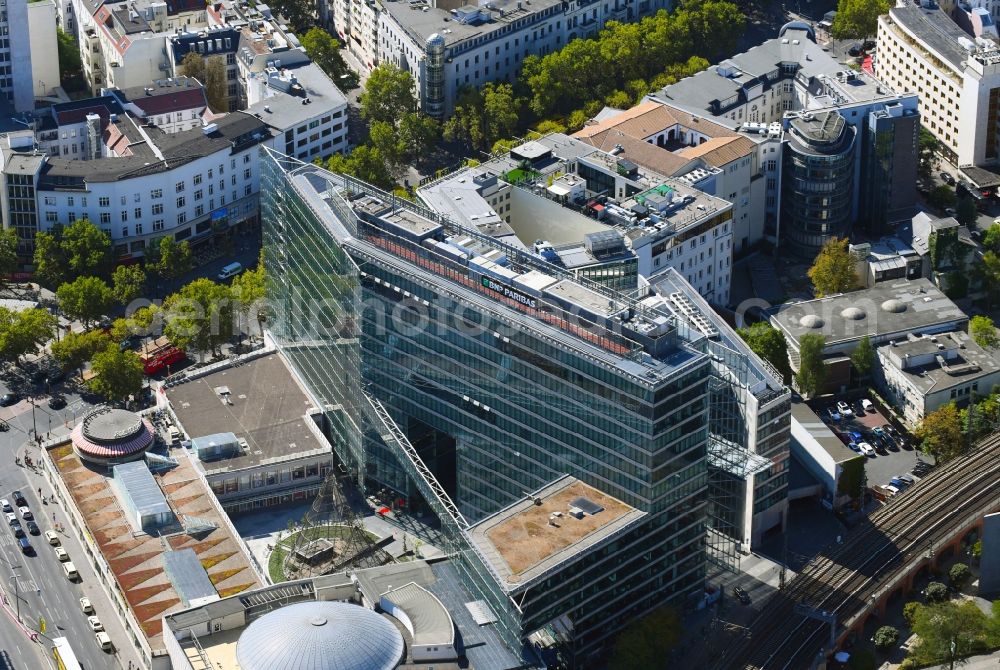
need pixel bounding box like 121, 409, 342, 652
2, 0, 58, 112
28, 0, 60, 101
245, 62, 350, 162
371, 0, 670, 119
877, 4, 1000, 166
0, 111, 269, 263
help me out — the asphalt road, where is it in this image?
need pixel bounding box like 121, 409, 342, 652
0, 378, 123, 670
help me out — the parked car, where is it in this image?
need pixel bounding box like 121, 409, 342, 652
0, 499, 11, 513
861, 398, 874, 412
847, 442, 862, 453
848, 43, 863, 57
87, 616, 104, 632
847, 431, 863, 443
80, 597, 94, 614
10, 521, 23, 538
18, 507, 32, 521
940, 171, 956, 185
45, 530, 60, 545
884, 484, 901, 497
889, 477, 909, 489
11, 491, 25, 507
858, 442, 876, 457
5, 512, 16, 525
47, 395, 66, 410
733, 585, 751, 605
25, 521, 39, 535
54, 547, 69, 562
897, 473, 916, 485
827, 407, 842, 422
837, 401, 854, 418
913, 461, 933, 475
18, 537, 32, 555
95, 631, 113, 651
0, 393, 19, 407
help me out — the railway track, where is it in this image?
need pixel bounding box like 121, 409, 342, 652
712, 433, 1000, 670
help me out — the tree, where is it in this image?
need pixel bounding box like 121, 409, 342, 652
795, 333, 827, 398
608, 606, 681, 670
831, 0, 891, 42
0, 228, 18, 285
232, 255, 267, 340
974, 251, 1000, 309
268, 0, 314, 33
851, 335, 875, 378
970, 315, 998, 349
56, 27, 85, 92
345, 145, 395, 190
910, 600, 989, 666
56, 276, 114, 328
301, 28, 347, 82
87, 344, 143, 403
982, 223, 1000, 253
360, 65, 418, 127
955, 197, 978, 227
948, 563, 972, 588
51, 329, 110, 375
163, 278, 234, 358
112, 265, 147, 307
0, 307, 56, 363
147, 237, 193, 281
903, 601, 923, 626
873, 625, 899, 652
808, 237, 858, 297
914, 403, 964, 462
917, 127, 938, 183
737, 322, 792, 383
62, 218, 113, 278
928, 184, 957, 210
32, 231, 68, 288
925, 581, 949, 603
444, 83, 518, 152
203, 56, 229, 113
110, 305, 162, 344
178, 52, 205, 83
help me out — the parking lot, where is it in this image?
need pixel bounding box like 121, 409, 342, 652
815, 397, 936, 498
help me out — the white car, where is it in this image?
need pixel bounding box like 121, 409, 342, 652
884, 484, 900, 497
54, 546, 69, 562
861, 398, 874, 412
836, 401, 853, 418
18, 506, 32, 521
45, 530, 60, 546
95, 631, 113, 651
87, 616, 104, 632
858, 442, 876, 457
0, 499, 11, 513
80, 597, 94, 614
4, 513, 15, 525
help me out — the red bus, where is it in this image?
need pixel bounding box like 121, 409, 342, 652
138, 337, 186, 375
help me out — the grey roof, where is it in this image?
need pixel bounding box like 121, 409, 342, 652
889, 5, 973, 71
790, 402, 858, 464
163, 548, 218, 606
235, 601, 404, 670
112, 461, 172, 520
246, 63, 347, 133
166, 354, 329, 474
878, 331, 1000, 394
380, 581, 455, 647
380, 0, 564, 50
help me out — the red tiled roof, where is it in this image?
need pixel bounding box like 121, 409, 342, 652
127, 86, 207, 117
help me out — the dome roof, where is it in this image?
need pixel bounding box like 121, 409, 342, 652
779, 20, 815, 41
236, 602, 404, 670
840, 307, 866, 320
881, 299, 907, 313
800, 314, 824, 329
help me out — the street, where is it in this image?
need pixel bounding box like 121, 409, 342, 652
0, 378, 137, 670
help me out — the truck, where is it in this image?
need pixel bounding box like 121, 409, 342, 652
138, 337, 186, 375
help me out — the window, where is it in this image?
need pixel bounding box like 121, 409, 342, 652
177, 212, 187, 225
152, 203, 163, 215
151, 188, 162, 199
99, 196, 110, 207
120, 210, 128, 222
134, 207, 141, 219
243, 168, 251, 180
244, 153, 251, 164
194, 189, 203, 201
245, 184, 252, 196
44, 196, 56, 206
45, 212, 58, 223
135, 223, 143, 235
100, 212, 111, 224
175, 181, 185, 193
121, 226, 129, 237
193, 174, 202, 185
67, 197, 74, 206
134, 192, 141, 203
120, 195, 127, 205
153, 219, 164, 231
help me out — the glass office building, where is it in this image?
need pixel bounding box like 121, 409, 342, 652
261, 150, 788, 663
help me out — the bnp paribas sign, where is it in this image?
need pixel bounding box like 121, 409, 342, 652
480, 275, 537, 309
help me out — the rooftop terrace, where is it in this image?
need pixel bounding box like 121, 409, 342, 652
468, 476, 645, 591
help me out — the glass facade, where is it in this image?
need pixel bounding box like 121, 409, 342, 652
261, 150, 786, 661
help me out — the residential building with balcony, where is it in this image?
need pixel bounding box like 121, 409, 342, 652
876, 3, 1000, 167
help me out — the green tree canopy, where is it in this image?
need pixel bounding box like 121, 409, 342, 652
443, 83, 519, 152
33, 230, 68, 288
232, 255, 267, 338
325, 145, 396, 190
831, 0, 891, 41
910, 600, 990, 666
970, 315, 998, 349
955, 197, 978, 227
795, 333, 827, 398
0, 228, 18, 285
267, 0, 314, 33
914, 403, 964, 462
948, 562, 971, 587
928, 184, 957, 210
56, 276, 114, 327
0, 307, 57, 363
87, 344, 144, 403
808, 237, 858, 297
112, 264, 147, 307
146, 237, 193, 281
982, 223, 1000, 253
850, 335, 875, 378
873, 625, 899, 652
917, 127, 938, 183
608, 606, 681, 670
62, 218, 113, 278
163, 278, 234, 357
360, 65, 418, 127
56, 27, 86, 92
51, 329, 110, 374
737, 322, 792, 383
301, 28, 348, 81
